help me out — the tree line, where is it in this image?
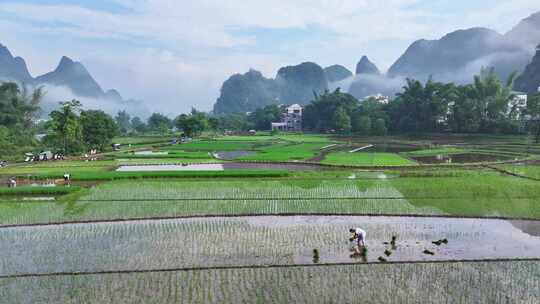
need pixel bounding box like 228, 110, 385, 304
303, 68, 540, 139
0, 81, 283, 160
2, 66, 540, 160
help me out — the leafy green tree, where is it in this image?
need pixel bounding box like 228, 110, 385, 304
115, 110, 131, 134
332, 106, 351, 133
303, 88, 358, 132
0, 82, 44, 159
0, 126, 12, 158
391, 78, 456, 133
471, 68, 517, 132
372, 118, 387, 136
526, 93, 540, 142
208, 117, 219, 131
131, 116, 147, 133
174, 109, 209, 138
447, 68, 518, 133
352, 115, 371, 135
449, 85, 480, 133
215, 113, 251, 131
248, 104, 281, 130
81, 110, 118, 151
0, 82, 44, 129
45, 100, 84, 154
147, 113, 172, 134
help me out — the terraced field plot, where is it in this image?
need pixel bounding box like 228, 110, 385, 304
2, 261, 539, 303
1, 134, 540, 303
321, 152, 416, 166
2, 170, 540, 226
1, 216, 539, 277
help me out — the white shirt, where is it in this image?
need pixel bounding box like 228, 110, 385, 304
355, 228, 366, 239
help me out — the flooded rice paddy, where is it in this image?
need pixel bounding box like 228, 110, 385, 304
412, 153, 514, 164
214, 150, 254, 160
116, 164, 225, 171
0, 215, 538, 277
133, 150, 168, 155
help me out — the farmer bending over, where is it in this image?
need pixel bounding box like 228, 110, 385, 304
350, 227, 366, 247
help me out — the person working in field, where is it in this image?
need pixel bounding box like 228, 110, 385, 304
350, 227, 366, 247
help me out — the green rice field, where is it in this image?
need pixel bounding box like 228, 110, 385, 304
1, 133, 539, 303
2, 261, 538, 303
322, 152, 416, 166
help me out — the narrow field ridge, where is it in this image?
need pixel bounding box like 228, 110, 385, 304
1, 213, 539, 229
1, 258, 538, 280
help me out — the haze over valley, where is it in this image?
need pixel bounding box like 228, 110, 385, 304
2, 1, 540, 116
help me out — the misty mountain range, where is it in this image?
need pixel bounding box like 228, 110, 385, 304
0, 44, 147, 117
214, 11, 540, 114
2, 11, 540, 116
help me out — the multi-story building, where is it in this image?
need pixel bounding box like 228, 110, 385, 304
509, 91, 528, 119
271, 104, 303, 132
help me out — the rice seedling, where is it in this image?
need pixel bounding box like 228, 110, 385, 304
498, 164, 540, 180
239, 143, 327, 162
321, 152, 416, 166
1, 215, 539, 277
403, 147, 467, 156
169, 141, 255, 151
2, 260, 538, 303
0, 186, 80, 196
3, 168, 540, 226
29, 170, 289, 181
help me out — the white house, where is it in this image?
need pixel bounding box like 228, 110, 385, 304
509, 91, 528, 119
271, 104, 303, 132
363, 94, 389, 104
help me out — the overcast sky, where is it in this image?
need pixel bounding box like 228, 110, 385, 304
1, 0, 539, 114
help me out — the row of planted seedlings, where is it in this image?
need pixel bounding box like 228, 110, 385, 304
81, 179, 405, 201
2, 260, 538, 303
0, 197, 443, 227
2, 215, 535, 276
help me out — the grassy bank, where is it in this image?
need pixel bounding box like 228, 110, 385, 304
28, 170, 289, 181
0, 186, 80, 196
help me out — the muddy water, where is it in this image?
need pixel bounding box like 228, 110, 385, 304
0, 216, 539, 277
412, 153, 513, 164
133, 150, 168, 155
215, 150, 254, 160
222, 162, 324, 170
116, 164, 225, 171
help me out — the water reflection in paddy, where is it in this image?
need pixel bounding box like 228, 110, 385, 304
0, 216, 538, 277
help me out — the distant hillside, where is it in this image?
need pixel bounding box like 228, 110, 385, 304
505, 11, 540, 49
356, 56, 380, 75
388, 27, 529, 82
386, 11, 540, 83
324, 65, 353, 82
214, 63, 328, 113
215, 10, 540, 112
213, 69, 279, 113
35, 56, 105, 98
0, 44, 32, 83
515, 45, 540, 95
275, 62, 328, 105
0, 43, 148, 116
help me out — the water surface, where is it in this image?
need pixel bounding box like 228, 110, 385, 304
0, 215, 538, 277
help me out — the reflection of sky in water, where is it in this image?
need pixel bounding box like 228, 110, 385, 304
116, 164, 224, 171
1, 216, 539, 277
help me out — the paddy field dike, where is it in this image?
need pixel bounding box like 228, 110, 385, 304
1, 133, 539, 303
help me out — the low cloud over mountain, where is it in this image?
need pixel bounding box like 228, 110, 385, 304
0, 44, 148, 118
